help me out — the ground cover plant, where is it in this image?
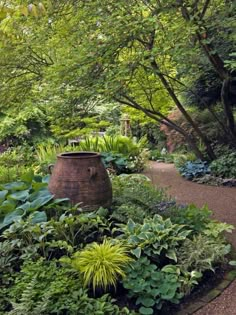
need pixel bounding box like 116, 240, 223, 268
0, 173, 234, 315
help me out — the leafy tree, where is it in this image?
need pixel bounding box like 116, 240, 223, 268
0, 1, 235, 159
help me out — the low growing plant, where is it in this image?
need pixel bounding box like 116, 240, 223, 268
8, 259, 135, 315
178, 160, 210, 180
210, 152, 236, 178
123, 256, 184, 314
163, 204, 212, 234
119, 215, 191, 264
177, 234, 231, 273
67, 239, 132, 291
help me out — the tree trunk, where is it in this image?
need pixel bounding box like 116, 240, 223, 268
150, 61, 216, 160
221, 78, 236, 141
114, 95, 205, 160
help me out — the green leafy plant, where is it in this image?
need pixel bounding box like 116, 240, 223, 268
164, 204, 212, 234
110, 203, 147, 224
210, 152, 236, 178
68, 239, 132, 291
112, 174, 167, 213
178, 160, 210, 180
177, 234, 231, 273
101, 152, 129, 174
0, 171, 69, 231
123, 256, 184, 314
8, 259, 135, 315
120, 215, 191, 264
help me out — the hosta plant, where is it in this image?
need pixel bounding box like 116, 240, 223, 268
120, 215, 191, 264
123, 257, 185, 314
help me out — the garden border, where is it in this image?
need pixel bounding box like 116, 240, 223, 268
176, 251, 236, 315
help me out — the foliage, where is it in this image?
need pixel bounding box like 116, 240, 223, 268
1, 208, 111, 263
101, 152, 129, 175
34, 136, 149, 175
119, 215, 191, 264
177, 234, 231, 273
163, 204, 212, 234
0, 165, 33, 184
7, 259, 134, 315
123, 256, 185, 314
0, 146, 34, 167
178, 160, 210, 180
210, 152, 236, 178
67, 239, 132, 291
0, 171, 69, 231
173, 153, 197, 168
112, 174, 167, 213
110, 203, 147, 224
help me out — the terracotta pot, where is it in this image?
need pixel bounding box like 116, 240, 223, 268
48, 152, 112, 210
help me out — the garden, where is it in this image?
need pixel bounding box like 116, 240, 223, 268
0, 1, 236, 315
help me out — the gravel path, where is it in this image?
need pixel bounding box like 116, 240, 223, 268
144, 162, 236, 315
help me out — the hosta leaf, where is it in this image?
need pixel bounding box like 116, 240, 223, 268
3, 181, 28, 191
30, 211, 47, 223
29, 195, 54, 211
131, 247, 141, 258
162, 265, 178, 274
139, 306, 153, 314
0, 199, 16, 215
8, 190, 29, 202
0, 209, 24, 230
166, 249, 177, 262
139, 298, 155, 307
0, 190, 8, 202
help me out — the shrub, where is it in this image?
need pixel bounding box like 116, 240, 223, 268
178, 160, 210, 180
210, 152, 236, 178
69, 239, 132, 291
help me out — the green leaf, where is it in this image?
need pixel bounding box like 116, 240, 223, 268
127, 219, 136, 233
30, 211, 47, 223
8, 190, 29, 202
131, 247, 142, 258
20, 169, 34, 183
0, 199, 16, 215
166, 249, 177, 262
229, 261, 236, 266
161, 265, 178, 274
3, 181, 28, 191
139, 306, 153, 314
29, 194, 54, 211
140, 298, 155, 308
0, 209, 24, 230
0, 190, 8, 202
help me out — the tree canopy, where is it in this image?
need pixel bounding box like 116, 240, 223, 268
0, 0, 235, 158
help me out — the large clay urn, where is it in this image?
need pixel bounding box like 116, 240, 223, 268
48, 152, 112, 210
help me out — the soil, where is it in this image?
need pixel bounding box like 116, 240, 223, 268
144, 162, 236, 315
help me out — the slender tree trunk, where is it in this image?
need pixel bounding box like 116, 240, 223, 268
221, 78, 236, 140
177, 0, 236, 146
150, 60, 216, 160
114, 95, 205, 160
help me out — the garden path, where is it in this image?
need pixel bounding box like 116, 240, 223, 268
144, 162, 236, 315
